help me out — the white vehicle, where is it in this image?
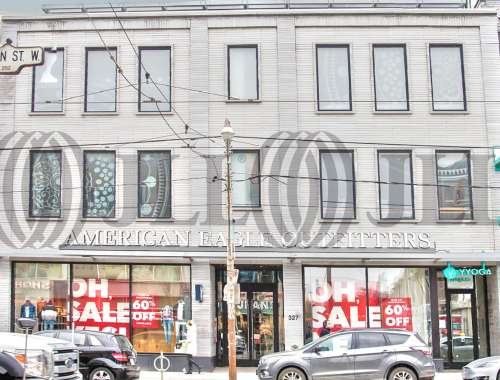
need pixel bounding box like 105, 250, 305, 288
463, 356, 500, 380
0, 332, 81, 380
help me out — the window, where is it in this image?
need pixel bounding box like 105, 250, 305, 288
85, 48, 117, 112
316, 45, 351, 111
228, 45, 258, 100
386, 333, 410, 345
88, 335, 103, 346
30, 151, 62, 218
32, 48, 64, 112
138, 151, 171, 218
373, 45, 409, 111
131, 265, 191, 353
138, 47, 171, 112
320, 150, 355, 219
59, 332, 86, 346
357, 332, 387, 349
430, 45, 466, 111
435, 151, 473, 220
378, 151, 414, 220
232, 150, 260, 207
83, 151, 116, 218
315, 333, 352, 352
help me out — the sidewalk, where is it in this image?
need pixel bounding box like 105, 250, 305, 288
140, 368, 463, 380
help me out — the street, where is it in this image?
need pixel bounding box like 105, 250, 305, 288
140, 369, 463, 380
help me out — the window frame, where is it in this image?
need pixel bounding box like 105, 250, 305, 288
319, 149, 356, 220
315, 44, 353, 112
232, 149, 261, 208
372, 44, 410, 112
137, 46, 172, 113
435, 150, 473, 221
429, 44, 467, 112
377, 150, 415, 221
31, 48, 65, 113
227, 44, 259, 101
29, 150, 63, 218
82, 150, 117, 219
84, 47, 118, 113
137, 150, 172, 219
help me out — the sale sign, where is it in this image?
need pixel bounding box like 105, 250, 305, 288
132, 295, 160, 329
381, 297, 413, 331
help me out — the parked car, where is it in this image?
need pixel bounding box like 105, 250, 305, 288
257, 328, 435, 380
0, 332, 80, 380
440, 336, 475, 363
463, 356, 500, 380
35, 330, 140, 380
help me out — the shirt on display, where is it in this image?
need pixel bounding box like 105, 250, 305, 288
177, 301, 184, 321
162, 305, 173, 319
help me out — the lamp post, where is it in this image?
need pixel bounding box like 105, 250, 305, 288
221, 119, 237, 380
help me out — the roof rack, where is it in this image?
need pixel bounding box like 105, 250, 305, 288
41, 0, 469, 14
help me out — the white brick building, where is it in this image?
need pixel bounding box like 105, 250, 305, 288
0, 2, 499, 371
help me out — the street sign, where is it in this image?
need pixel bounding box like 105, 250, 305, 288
0, 40, 44, 75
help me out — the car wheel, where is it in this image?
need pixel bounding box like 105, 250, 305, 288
278, 367, 307, 380
388, 366, 417, 380
89, 367, 115, 380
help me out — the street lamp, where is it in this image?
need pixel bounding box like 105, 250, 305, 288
221, 119, 237, 380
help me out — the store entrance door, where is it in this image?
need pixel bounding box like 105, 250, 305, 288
443, 290, 479, 367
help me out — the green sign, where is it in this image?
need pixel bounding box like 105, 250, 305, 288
443, 262, 492, 281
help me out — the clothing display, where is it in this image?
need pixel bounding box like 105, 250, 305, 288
41, 302, 58, 330
177, 300, 185, 321
20, 302, 36, 319
161, 305, 174, 344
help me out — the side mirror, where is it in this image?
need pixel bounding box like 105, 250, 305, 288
313, 346, 322, 355
291, 345, 299, 350
16, 318, 37, 330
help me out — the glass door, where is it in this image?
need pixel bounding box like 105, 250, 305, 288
250, 291, 275, 360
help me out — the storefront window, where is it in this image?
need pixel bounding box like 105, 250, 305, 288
368, 268, 431, 344
72, 264, 130, 337
131, 265, 191, 353
13, 263, 70, 332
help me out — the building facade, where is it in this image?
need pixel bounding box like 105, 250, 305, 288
0, 3, 499, 371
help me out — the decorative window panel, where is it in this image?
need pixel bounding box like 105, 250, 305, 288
83, 151, 116, 218
232, 151, 260, 207
85, 48, 117, 112
228, 46, 258, 100
32, 49, 64, 112
138, 151, 171, 218
139, 47, 171, 112
30, 151, 62, 217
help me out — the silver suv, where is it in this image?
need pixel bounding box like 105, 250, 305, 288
257, 328, 435, 380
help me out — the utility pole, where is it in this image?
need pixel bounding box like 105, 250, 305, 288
221, 119, 237, 380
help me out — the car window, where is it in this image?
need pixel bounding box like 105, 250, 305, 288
59, 332, 86, 346
115, 335, 134, 351
357, 332, 387, 349
315, 333, 352, 352
88, 335, 103, 346
38, 332, 58, 338
386, 333, 409, 345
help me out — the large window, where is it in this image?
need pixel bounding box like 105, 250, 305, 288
228, 45, 258, 100
304, 267, 431, 345
373, 45, 409, 111
29, 150, 62, 218
430, 45, 466, 111
435, 151, 473, 220
32, 48, 64, 112
316, 45, 352, 111
232, 150, 260, 208
85, 48, 117, 112
378, 151, 414, 220
131, 265, 191, 353
13, 263, 70, 332
320, 150, 355, 219
83, 151, 116, 218
138, 151, 171, 218
138, 47, 171, 112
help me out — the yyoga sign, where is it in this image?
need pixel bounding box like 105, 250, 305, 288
442, 262, 492, 281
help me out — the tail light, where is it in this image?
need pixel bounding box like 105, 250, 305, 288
112, 352, 129, 363
411, 346, 432, 358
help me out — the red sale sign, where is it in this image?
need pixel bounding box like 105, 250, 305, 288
381, 297, 413, 331
132, 295, 160, 329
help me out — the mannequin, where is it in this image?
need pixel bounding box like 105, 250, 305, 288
183, 320, 201, 374
161, 305, 174, 345
20, 298, 36, 319
41, 300, 58, 330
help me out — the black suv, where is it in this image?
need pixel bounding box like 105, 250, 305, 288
35, 330, 140, 380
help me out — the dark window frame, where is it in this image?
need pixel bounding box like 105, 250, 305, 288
319, 149, 356, 220
372, 44, 410, 112
137, 46, 172, 113
31, 48, 65, 113
435, 150, 474, 221
232, 149, 261, 208
29, 150, 63, 218
377, 150, 415, 221
84, 47, 118, 113
82, 150, 117, 219
429, 44, 467, 112
137, 150, 172, 219
227, 44, 259, 101
315, 44, 352, 112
